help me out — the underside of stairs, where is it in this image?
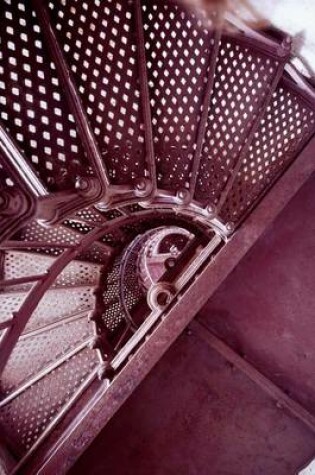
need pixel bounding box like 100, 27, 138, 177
0, 1, 315, 473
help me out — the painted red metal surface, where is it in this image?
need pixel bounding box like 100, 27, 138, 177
20, 136, 315, 474
0, 1, 315, 473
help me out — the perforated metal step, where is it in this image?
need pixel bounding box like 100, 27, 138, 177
141, 0, 218, 195
0, 346, 98, 456
0, 314, 91, 397
1, 251, 103, 291
13, 220, 110, 264
220, 75, 315, 224
0, 1, 97, 194
194, 34, 287, 206
46, 0, 153, 200
0, 286, 96, 333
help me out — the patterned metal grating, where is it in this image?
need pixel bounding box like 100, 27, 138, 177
220, 77, 315, 223
0, 0, 93, 192
0, 292, 27, 324
142, 0, 216, 192
2, 251, 102, 290
0, 286, 95, 332
0, 347, 98, 453
16, 220, 80, 247
73, 207, 106, 226
47, 0, 149, 188
120, 235, 148, 318
0, 315, 91, 396
23, 286, 95, 332
98, 257, 126, 334
15, 220, 109, 264
194, 35, 281, 205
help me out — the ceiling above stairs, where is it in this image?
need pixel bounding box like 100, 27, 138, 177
251, 0, 315, 75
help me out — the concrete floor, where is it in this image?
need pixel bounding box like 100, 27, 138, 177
70, 173, 315, 475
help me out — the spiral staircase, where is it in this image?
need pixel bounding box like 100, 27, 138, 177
0, 0, 315, 473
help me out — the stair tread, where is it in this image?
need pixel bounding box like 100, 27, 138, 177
0, 316, 91, 397
142, 0, 217, 194
73, 207, 107, 226
220, 76, 315, 224
194, 35, 285, 205
0, 1, 95, 194
1, 250, 102, 291
0, 347, 98, 455
47, 0, 150, 192
0, 286, 96, 332
15, 221, 109, 264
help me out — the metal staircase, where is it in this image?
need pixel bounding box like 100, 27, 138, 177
0, 1, 315, 473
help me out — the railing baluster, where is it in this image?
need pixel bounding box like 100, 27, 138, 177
0, 121, 47, 198
0, 319, 13, 331
189, 11, 223, 199
134, 0, 156, 197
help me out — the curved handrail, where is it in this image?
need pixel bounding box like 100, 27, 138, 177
0, 208, 214, 376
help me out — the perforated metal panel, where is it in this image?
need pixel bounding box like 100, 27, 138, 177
0, 0, 94, 192
99, 208, 124, 221
0, 286, 95, 330
63, 219, 94, 235
73, 207, 105, 226
23, 286, 95, 332
55, 259, 102, 288
2, 251, 102, 291
122, 203, 144, 214
220, 77, 315, 223
17, 220, 80, 247
1, 315, 91, 396
120, 236, 147, 318
47, 0, 150, 188
3, 251, 53, 281
0, 347, 98, 453
142, 1, 216, 192
98, 258, 125, 334
16, 221, 109, 263
194, 36, 281, 205
99, 229, 125, 249
0, 291, 28, 324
